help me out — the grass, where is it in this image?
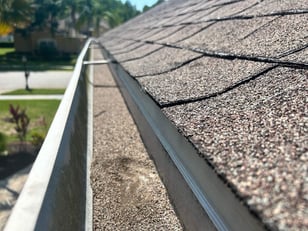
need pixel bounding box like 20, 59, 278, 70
0, 48, 15, 56
0, 47, 77, 71
2, 89, 65, 95
0, 100, 60, 143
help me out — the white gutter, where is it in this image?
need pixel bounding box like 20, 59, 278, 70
4, 39, 94, 231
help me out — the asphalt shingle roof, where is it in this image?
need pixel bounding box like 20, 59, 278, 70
138, 57, 269, 105
99, 0, 308, 230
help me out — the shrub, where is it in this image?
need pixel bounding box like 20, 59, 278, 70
0, 132, 7, 153
0, 42, 14, 48
31, 132, 45, 150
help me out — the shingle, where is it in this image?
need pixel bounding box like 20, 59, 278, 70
237, 0, 308, 16
135, 28, 165, 40
146, 26, 184, 42
194, 0, 259, 22
158, 12, 197, 26
177, 16, 276, 51
138, 57, 269, 105
102, 39, 136, 53
174, 1, 204, 15
159, 22, 212, 44
120, 47, 201, 77
229, 14, 308, 58
154, 6, 193, 26
169, 0, 258, 25
178, 6, 221, 24
154, 15, 181, 27
193, 0, 237, 11
162, 67, 308, 231
280, 47, 308, 64
177, 14, 307, 58
112, 41, 144, 55
128, 14, 162, 28
115, 44, 163, 62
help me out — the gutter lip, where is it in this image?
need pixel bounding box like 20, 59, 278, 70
85, 41, 95, 231
101, 44, 267, 231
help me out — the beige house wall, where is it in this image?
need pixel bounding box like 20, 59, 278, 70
14, 33, 32, 52
14, 31, 86, 54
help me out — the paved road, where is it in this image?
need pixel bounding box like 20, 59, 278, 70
0, 71, 72, 94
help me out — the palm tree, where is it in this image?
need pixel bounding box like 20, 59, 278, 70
60, 0, 86, 36
0, 0, 34, 35
30, 0, 62, 34
91, 0, 139, 34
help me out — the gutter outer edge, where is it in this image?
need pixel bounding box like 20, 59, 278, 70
85, 43, 94, 231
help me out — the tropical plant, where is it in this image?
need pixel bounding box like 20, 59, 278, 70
94, 0, 140, 28
0, 0, 34, 35
8, 104, 30, 142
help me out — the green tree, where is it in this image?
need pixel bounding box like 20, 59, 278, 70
60, 0, 83, 35
1, 0, 141, 36
142, 5, 151, 12
119, 1, 139, 21
0, 0, 34, 35
78, 0, 140, 34
76, 0, 94, 34
29, 0, 62, 33
143, 0, 164, 12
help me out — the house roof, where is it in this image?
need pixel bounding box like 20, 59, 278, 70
99, 0, 308, 230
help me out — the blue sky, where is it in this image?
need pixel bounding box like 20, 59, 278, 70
121, 0, 158, 11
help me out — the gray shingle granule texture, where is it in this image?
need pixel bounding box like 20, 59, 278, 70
158, 22, 211, 44
163, 67, 308, 231
138, 57, 269, 105
91, 50, 183, 230
114, 44, 163, 62
281, 47, 308, 64
100, 0, 308, 230
120, 47, 201, 77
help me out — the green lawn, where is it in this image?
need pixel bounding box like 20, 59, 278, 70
3, 89, 65, 95
0, 100, 60, 142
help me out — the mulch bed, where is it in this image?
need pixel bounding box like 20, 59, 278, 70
0, 143, 37, 180
0, 152, 35, 180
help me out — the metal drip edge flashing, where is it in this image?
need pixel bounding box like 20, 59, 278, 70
100, 45, 266, 231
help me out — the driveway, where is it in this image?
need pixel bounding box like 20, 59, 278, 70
0, 71, 72, 94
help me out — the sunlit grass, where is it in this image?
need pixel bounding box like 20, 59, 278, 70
3, 89, 65, 95
0, 48, 15, 55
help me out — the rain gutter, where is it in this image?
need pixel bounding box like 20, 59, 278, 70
101, 46, 267, 231
4, 39, 94, 231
